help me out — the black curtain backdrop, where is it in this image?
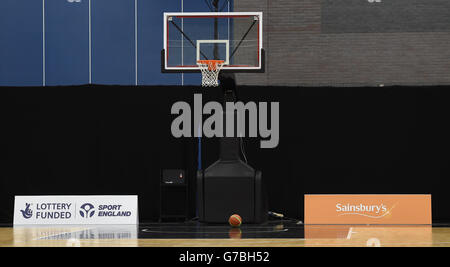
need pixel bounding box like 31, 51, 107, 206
1, 85, 450, 224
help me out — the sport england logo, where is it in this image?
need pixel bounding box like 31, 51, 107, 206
79, 203, 95, 218
20, 203, 33, 219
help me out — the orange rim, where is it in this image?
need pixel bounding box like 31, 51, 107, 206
197, 60, 225, 71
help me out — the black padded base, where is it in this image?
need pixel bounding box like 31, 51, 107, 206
197, 159, 268, 224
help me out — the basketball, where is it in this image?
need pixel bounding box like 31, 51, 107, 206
229, 214, 242, 227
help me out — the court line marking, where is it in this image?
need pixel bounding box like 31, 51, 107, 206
141, 228, 289, 234
346, 227, 353, 239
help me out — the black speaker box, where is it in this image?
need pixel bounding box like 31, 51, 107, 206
159, 169, 188, 221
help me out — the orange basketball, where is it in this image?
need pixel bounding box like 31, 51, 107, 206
229, 214, 242, 227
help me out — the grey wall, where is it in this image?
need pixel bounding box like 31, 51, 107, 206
235, 0, 450, 87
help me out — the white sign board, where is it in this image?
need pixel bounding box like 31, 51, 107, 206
14, 196, 138, 225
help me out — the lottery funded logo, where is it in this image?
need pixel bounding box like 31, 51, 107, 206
35, 202, 73, 220
20, 203, 33, 219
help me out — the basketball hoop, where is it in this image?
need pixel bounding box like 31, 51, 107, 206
197, 60, 225, 87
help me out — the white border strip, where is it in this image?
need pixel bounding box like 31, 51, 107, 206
228, 3, 230, 43
181, 0, 184, 85
42, 0, 46, 86
196, 40, 229, 65
135, 0, 138, 85
163, 12, 167, 68
89, 0, 92, 84
163, 12, 263, 71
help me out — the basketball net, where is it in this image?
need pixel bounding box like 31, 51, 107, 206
197, 60, 225, 87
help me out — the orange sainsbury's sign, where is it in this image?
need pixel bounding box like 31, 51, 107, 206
305, 195, 431, 225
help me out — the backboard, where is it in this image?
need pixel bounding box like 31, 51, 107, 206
162, 12, 264, 73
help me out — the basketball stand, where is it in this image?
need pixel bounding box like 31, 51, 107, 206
196, 72, 268, 224
161, 4, 267, 224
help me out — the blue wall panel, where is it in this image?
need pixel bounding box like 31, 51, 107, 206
91, 0, 135, 85
45, 0, 89, 86
0, 0, 233, 86
0, 0, 43, 86
137, 0, 181, 85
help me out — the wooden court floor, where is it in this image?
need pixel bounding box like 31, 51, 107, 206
2, 224, 450, 247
